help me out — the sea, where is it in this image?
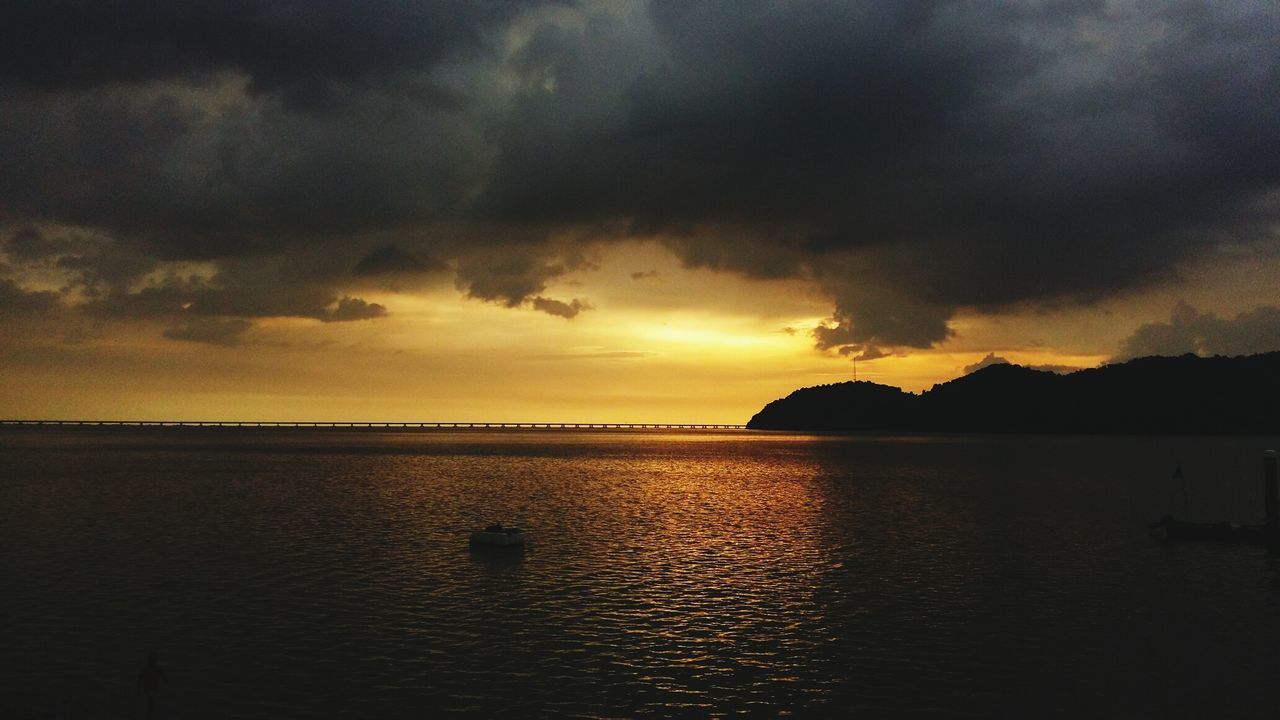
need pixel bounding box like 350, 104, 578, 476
3, 428, 1280, 718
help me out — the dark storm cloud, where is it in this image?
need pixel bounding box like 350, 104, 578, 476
485, 1, 1026, 229
454, 245, 592, 309
0, 83, 491, 260
530, 296, 590, 319
56, 244, 162, 297
0, 0, 545, 101
0, 0, 553, 266
353, 244, 445, 277
324, 296, 387, 322
838, 344, 888, 362
1, 1, 1278, 350
812, 278, 954, 352
82, 268, 387, 325
0, 278, 59, 313
4, 226, 71, 261
184, 283, 387, 323
480, 0, 1280, 347
1116, 302, 1280, 360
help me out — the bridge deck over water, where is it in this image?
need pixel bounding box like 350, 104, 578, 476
0, 420, 746, 430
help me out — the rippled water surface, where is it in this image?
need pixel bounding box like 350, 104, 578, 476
4, 429, 1280, 717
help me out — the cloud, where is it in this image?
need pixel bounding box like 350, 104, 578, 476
162, 317, 254, 347
530, 296, 590, 319
630, 269, 660, 280
478, 1, 1280, 346
353, 244, 444, 276
0, 278, 59, 314
964, 353, 1013, 374
79, 265, 387, 325
0, 0, 550, 103
963, 352, 1081, 375
4, 226, 72, 262
454, 245, 592, 308
842, 345, 889, 362
179, 283, 387, 323
1116, 302, 1280, 360
1, 1, 1279, 352
323, 296, 387, 322
814, 286, 955, 352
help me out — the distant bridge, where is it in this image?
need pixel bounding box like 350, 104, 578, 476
0, 420, 747, 430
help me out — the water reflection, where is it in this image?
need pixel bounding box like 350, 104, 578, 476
602, 454, 843, 713
354, 438, 851, 714
6, 431, 1280, 716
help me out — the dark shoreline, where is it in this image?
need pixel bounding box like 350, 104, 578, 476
749, 351, 1280, 434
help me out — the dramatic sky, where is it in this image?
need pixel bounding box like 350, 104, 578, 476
2, 0, 1279, 422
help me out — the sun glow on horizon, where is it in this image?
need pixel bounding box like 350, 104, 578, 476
3, 239, 1275, 424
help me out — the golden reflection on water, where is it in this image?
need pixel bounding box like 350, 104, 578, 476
360, 433, 851, 712
12, 430, 1280, 716
572, 450, 843, 709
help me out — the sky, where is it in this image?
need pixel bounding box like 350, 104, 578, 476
2, 0, 1279, 423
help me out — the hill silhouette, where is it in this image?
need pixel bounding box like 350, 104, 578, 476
747, 352, 1280, 434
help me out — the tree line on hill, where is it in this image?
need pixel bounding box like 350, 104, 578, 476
747, 352, 1280, 434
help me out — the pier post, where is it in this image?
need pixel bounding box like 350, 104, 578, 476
1266, 450, 1278, 528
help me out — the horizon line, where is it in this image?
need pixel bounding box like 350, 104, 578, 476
0, 420, 749, 430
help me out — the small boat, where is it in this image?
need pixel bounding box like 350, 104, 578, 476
1146, 451, 1280, 546
470, 523, 526, 547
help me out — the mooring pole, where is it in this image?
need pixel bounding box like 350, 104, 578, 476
1264, 450, 1277, 528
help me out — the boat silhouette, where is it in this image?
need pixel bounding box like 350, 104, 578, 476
470, 523, 526, 548
1150, 450, 1279, 546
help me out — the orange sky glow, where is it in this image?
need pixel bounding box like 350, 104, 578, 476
4, 238, 1276, 424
